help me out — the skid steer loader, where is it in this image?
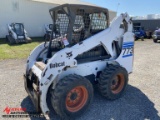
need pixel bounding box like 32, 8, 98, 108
24, 4, 134, 119
6, 23, 32, 44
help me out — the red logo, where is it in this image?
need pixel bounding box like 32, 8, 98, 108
3, 107, 26, 114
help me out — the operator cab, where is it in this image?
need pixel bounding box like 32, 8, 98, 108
49, 5, 109, 44
45, 4, 110, 61
11, 23, 25, 38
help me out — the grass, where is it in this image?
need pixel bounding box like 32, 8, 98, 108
0, 38, 44, 60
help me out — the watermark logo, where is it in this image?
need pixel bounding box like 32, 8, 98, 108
2, 106, 44, 118
3, 107, 26, 114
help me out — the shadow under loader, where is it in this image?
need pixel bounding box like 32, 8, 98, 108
21, 85, 160, 120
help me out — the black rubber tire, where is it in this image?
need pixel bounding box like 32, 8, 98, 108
153, 39, 157, 43
98, 64, 128, 100
44, 34, 50, 41
6, 35, 9, 42
51, 74, 93, 119
9, 39, 15, 45
8, 35, 15, 45
43, 34, 46, 40
141, 36, 144, 41
134, 37, 138, 41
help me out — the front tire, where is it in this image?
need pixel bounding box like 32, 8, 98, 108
141, 36, 144, 41
7, 35, 15, 45
51, 74, 93, 119
98, 64, 128, 100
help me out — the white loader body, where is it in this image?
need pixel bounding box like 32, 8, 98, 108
25, 12, 134, 115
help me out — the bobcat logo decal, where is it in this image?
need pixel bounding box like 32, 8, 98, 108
66, 52, 73, 58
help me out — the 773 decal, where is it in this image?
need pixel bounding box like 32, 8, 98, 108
122, 42, 134, 58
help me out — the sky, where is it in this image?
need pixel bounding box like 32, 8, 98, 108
83, 0, 160, 16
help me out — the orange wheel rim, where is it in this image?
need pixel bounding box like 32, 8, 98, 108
65, 86, 88, 112
111, 74, 125, 94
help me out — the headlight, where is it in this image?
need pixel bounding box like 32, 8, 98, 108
153, 35, 157, 39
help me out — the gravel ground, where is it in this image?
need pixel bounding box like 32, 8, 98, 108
0, 39, 160, 120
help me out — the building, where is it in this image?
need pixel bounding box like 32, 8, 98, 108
0, 0, 117, 38
132, 14, 160, 31
108, 10, 117, 22
133, 19, 160, 31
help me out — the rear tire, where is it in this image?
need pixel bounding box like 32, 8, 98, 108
98, 64, 128, 100
51, 74, 93, 119
6, 35, 9, 42
153, 39, 157, 43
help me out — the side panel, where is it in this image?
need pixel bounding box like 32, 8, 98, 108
59, 61, 107, 80
116, 32, 134, 73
